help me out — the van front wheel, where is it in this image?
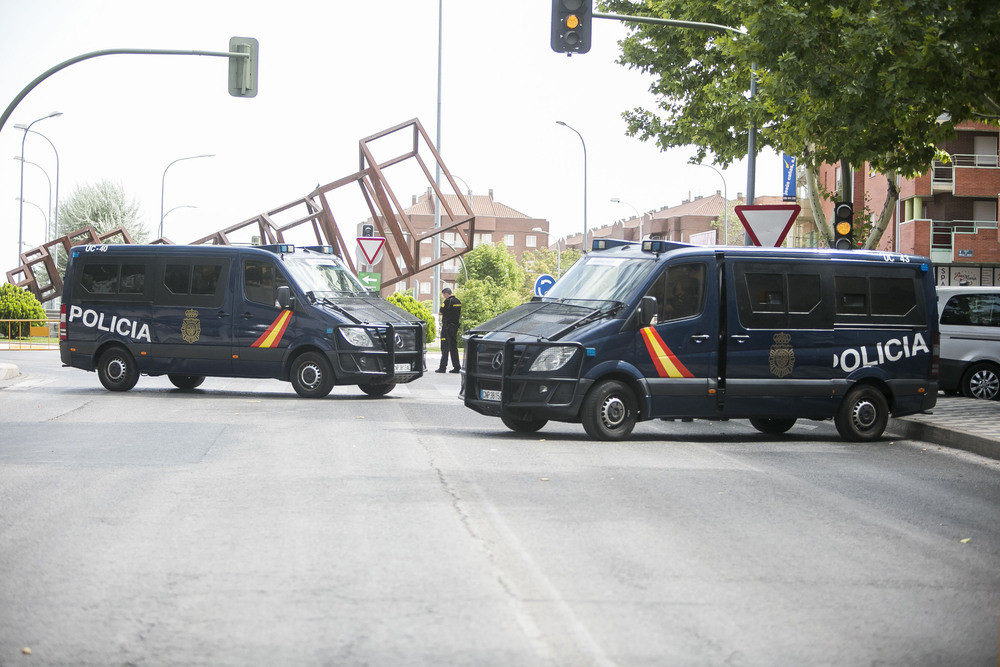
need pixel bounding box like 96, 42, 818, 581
582, 379, 637, 441
290, 352, 334, 398
835, 385, 888, 442
97, 347, 139, 392
749, 417, 796, 435
961, 362, 1000, 400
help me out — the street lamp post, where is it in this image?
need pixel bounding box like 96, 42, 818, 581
14, 157, 51, 241
438, 237, 468, 283
16, 111, 61, 263
531, 226, 562, 278
695, 163, 729, 245
556, 121, 588, 252
610, 198, 643, 241
14, 124, 60, 241
16, 197, 48, 248
160, 154, 214, 239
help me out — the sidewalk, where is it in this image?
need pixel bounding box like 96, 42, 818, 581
889, 395, 1000, 461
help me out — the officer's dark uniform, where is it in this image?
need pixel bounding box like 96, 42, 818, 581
437, 288, 462, 373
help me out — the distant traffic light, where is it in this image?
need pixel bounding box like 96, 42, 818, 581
833, 202, 854, 250
551, 0, 592, 54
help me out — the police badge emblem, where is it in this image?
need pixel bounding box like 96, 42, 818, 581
769, 332, 795, 378
181, 309, 201, 343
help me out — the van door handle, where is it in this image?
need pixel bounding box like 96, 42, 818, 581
240, 312, 254, 319
217, 311, 230, 318
730, 334, 750, 344
690, 334, 710, 344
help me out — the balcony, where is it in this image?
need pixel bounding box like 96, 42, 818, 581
932, 153, 1000, 194
930, 218, 999, 263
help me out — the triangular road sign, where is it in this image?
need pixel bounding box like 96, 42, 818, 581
734, 204, 801, 247
356, 237, 386, 265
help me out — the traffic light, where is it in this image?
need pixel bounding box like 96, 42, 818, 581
833, 201, 854, 250
551, 0, 592, 54
228, 36, 259, 98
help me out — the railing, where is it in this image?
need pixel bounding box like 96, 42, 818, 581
0, 319, 59, 350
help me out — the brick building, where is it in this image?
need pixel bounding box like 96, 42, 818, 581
817, 121, 1000, 286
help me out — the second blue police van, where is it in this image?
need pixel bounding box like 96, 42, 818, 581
462, 241, 939, 441
60, 243, 425, 397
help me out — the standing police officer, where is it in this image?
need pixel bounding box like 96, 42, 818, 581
436, 287, 462, 373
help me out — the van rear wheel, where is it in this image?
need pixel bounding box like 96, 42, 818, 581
835, 385, 888, 442
97, 346, 139, 392
168, 374, 205, 390
582, 379, 637, 441
749, 417, 796, 435
961, 362, 1000, 400
359, 382, 395, 397
290, 352, 334, 398
501, 414, 548, 433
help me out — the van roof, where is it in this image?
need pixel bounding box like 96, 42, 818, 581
590, 241, 931, 265
69, 244, 333, 258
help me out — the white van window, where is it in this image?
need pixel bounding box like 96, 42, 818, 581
941, 294, 1000, 326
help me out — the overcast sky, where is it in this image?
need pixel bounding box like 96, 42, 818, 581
1, 0, 782, 267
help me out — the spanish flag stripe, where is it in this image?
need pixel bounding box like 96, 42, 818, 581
251, 310, 293, 348
641, 327, 694, 378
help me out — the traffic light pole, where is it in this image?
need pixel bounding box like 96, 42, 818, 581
0, 44, 255, 137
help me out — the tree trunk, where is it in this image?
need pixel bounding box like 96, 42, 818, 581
862, 173, 899, 250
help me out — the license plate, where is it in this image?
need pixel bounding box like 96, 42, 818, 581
394, 363, 410, 373
481, 389, 502, 402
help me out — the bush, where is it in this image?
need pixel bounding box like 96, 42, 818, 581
0, 283, 47, 340
387, 290, 436, 343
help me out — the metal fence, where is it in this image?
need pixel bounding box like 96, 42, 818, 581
0, 319, 59, 350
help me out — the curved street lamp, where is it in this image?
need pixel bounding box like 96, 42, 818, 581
14, 156, 51, 241
556, 121, 588, 252
16, 197, 48, 248
610, 198, 643, 241
160, 154, 214, 238
695, 162, 730, 245
14, 124, 60, 241
16, 111, 61, 262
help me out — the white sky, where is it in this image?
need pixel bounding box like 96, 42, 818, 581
1, 0, 782, 268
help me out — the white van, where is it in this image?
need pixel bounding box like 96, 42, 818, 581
937, 286, 1000, 400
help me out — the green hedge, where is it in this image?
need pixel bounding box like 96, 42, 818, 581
387, 291, 436, 343
0, 283, 47, 340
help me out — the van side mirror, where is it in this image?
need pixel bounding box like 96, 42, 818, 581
638, 295, 658, 327
276, 285, 294, 310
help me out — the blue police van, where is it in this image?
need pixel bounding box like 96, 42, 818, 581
462, 240, 939, 441
60, 243, 425, 397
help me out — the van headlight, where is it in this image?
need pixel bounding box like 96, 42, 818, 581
529, 346, 576, 372
340, 327, 376, 348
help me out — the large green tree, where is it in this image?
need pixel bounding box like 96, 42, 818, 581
54, 180, 148, 273
602, 0, 1000, 248
454, 242, 530, 335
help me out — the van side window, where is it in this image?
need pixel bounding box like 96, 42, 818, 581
941, 294, 1000, 326
80, 262, 147, 296
834, 270, 922, 324
662, 263, 706, 321
159, 261, 227, 307
736, 264, 825, 329
244, 259, 288, 306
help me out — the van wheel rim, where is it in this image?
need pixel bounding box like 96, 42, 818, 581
852, 400, 877, 430
107, 359, 126, 382
601, 396, 627, 428
970, 371, 999, 400
299, 363, 322, 390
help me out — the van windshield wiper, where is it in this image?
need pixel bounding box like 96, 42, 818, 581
318, 297, 361, 323
549, 301, 624, 340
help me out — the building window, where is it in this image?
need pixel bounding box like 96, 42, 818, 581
504, 234, 515, 246
526, 235, 537, 248
477, 233, 492, 244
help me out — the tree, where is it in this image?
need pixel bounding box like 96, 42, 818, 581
54, 180, 148, 273
601, 0, 1000, 248
521, 246, 582, 291
454, 243, 531, 335
0, 283, 46, 339
459, 242, 526, 293
387, 290, 436, 343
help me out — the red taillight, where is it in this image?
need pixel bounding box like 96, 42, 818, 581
60, 304, 67, 341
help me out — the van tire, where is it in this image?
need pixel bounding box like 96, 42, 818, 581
290, 352, 334, 398
359, 382, 395, 397
501, 414, 548, 433
961, 362, 1000, 400
835, 385, 888, 442
169, 374, 205, 390
749, 417, 796, 435
582, 379, 637, 441
97, 347, 139, 392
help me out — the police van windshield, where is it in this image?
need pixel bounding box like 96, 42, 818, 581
545, 255, 656, 305
284, 256, 369, 296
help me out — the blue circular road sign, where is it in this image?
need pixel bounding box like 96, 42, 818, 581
534, 273, 556, 297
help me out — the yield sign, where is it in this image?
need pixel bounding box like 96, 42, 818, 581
734, 204, 801, 247
356, 236, 386, 265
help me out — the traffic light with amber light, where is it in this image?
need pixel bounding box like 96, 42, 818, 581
551, 0, 592, 54
833, 202, 854, 250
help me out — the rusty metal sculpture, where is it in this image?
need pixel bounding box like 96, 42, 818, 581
6, 118, 475, 303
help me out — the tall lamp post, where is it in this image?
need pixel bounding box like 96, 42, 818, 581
610, 198, 643, 241
14, 124, 60, 241
531, 226, 562, 278
16, 197, 48, 249
695, 162, 729, 245
556, 121, 588, 252
14, 157, 51, 242
160, 154, 214, 239
16, 111, 61, 263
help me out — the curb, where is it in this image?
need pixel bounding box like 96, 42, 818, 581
0, 363, 19, 381
889, 417, 1000, 461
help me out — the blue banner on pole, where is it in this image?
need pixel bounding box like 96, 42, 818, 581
782, 153, 797, 202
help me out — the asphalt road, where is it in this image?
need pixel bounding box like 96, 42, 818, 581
1, 351, 998, 666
